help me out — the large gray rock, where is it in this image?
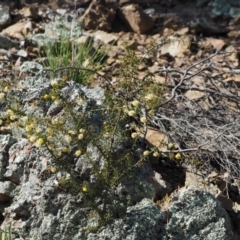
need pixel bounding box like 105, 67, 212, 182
165, 188, 233, 240
87, 198, 162, 240
0, 72, 158, 239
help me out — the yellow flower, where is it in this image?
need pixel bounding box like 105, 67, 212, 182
30, 122, 37, 128
29, 135, 37, 142
51, 95, 56, 100
143, 150, 150, 156
82, 186, 87, 192
103, 132, 110, 137
35, 138, 44, 148
78, 133, 84, 140
75, 149, 82, 156
68, 130, 77, 135
62, 147, 69, 153
10, 114, 17, 120
132, 100, 140, 107
144, 93, 156, 101
131, 132, 138, 139
175, 153, 181, 160
3, 86, 9, 92
128, 110, 136, 117
51, 80, 58, 87
0, 93, 5, 99
56, 151, 62, 157
168, 143, 175, 149
65, 135, 72, 143
0, 119, 3, 125
50, 166, 57, 173
79, 128, 85, 133
6, 109, 13, 116
54, 100, 61, 105
153, 152, 159, 157
76, 98, 84, 105
43, 94, 49, 99
25, 124, 33, 132
52, 119, 59, 125
36, 127, 43, 133
140, 116, 147, 123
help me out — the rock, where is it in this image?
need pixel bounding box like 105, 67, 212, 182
185, 171, 220, 196
44, 20, 82, 40
176, 27, 190, 35
163, 28, 175, 37
79, 0, 116, 31
16, 49, 28, 58
143, 128, 168, 151
19, 6, 39, 20
229, 7, 240, 18
206, 37, 226, 50
1, 21, 31, 40
0, 4, 11, 29
87, 198, 163, 240
216, 193, 234, 211
20, 61, 43, 75
184, 90, 205, 100
28, 33, 56, 47
0, 181, 16, 203
0, 34, 18, 49
119, 4, 154, 34
225, 45, 239, 67
4, 139, 31, 184
207, 0, 240, 17
160, 35, 191, 57
147, 171, 172, 199
190, 17, 226, 36
91, 30, 118, 45
165, 188, 233, 240
0, 135, 17, 181
21, 21, 34, 37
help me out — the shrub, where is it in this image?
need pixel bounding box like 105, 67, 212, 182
0, 31, 166, 231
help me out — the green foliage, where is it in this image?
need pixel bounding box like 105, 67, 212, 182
0, 223, 12, 240
0, 34, 167, 232
43, 27, 108, 84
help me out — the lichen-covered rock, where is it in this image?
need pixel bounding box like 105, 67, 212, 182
0, 4, 11, 28
20, 61, 43, 75
4, 139, 32, 184
87, 198, 162, 240
165, 188, 233, 240
0, 181, 16, 203
198, 0, 240, 17
0, 135, 17, 180
0, 73, 157, 239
